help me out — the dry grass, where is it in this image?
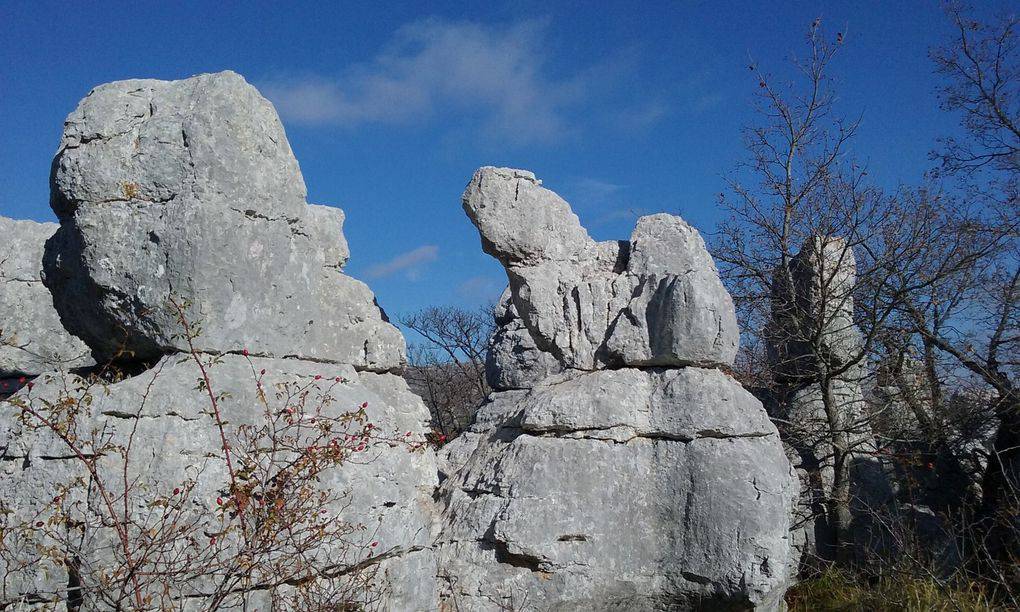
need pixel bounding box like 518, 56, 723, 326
786, 567, 1001, 612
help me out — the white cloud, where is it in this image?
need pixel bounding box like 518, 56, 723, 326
563, 177, 624, 206
456, 275, 503, 301
261, 18, 625, 144
365, 245, 439, 279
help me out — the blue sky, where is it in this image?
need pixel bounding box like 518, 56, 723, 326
0, 1, 1010, 324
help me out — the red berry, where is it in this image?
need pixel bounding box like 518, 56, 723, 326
18, 377, 26, 384
242, 348, 249, 357
361, 402, 369, 408
260, 368, 266, 375
370, 541, 378, 547
334, 377, 341, 382
216, 497, 223, 506
35, 521, 43, 528
209, 537, 216, 545
315, 375, 322, 380
173, 487, 181, 495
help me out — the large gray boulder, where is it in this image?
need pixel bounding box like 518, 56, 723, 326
463, 167, 738, 378
438, 168, 798, 609
43, 71, 401, 370
0, 216, 93, 377
1, 72, 439, 609
1, 356, 438, 609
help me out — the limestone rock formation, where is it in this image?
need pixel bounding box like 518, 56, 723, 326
2, 72, 437, 609
437, 168, 798, 610
463, 167, 738, 377
0, 216, 93, 377
43, 71, 401, 370
766, 237, 891, 567
2, 357, 438, 609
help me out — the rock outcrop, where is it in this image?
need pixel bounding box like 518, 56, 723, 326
464, 168, 739, 379
766, 237, 891, 567
436, 167, 798, 610
2, 72, 437, 609
43, 71, 401, 370
0, 216, 93, 378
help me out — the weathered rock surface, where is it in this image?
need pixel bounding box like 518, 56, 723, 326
437, 369, 796, 610
43, 71, 402, 370
0, 216, 93, 377
1, 72, 438, 609
464, 167, 738, 379
439, 168, 798, 610
2, 356, 438, 609
766, 237, 890, 568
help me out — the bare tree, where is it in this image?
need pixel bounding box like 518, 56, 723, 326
932, 5, 1019, 185
714, 21, 1005, 568
715, 22, 891, 564
920, 3, 1020, 574
400, 306, 494, 438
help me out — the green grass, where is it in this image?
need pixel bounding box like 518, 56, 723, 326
786, 567, 1001, 611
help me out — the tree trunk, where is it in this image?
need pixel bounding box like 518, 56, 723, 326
978, 392, 1020, 565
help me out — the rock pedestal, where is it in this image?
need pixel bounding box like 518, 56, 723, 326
767, 237, 891, 567
436, 168, 798, 610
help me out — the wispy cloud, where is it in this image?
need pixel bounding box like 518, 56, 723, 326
563, 177, 624, 206
560, 177, 647, 229
261, 18, 662, 144
365, 245, 439, 280
593, 207, 647, 226
456, 275, 503, 302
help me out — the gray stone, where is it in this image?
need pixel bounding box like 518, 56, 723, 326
485, 289, 563, 390
461, 168, 594, 266
0, 216, 93, 376
442, 167, 796, 608
43, 71, 403, 370
767, 236, 890, 568
768, 236, 861, 379
436, 368, 798, 610
463, 167, 738, 381
1, 354, 438, 608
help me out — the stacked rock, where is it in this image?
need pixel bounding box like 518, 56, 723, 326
0, 216, 93, 385
435, 167, 798, 610
2, 72, 437, 608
